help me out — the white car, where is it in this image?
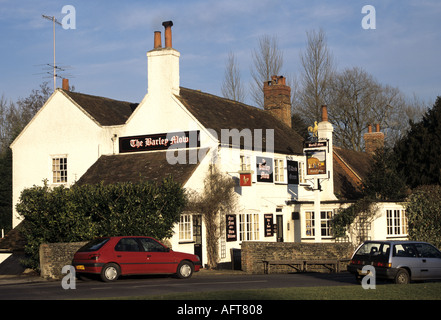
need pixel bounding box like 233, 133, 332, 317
348, 240, 441, 284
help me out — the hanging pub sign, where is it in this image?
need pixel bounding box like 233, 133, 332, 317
226, 215, 237, 242
119, 130, 200, 153
305, 149, 327, 176
287, 160, 299, 185
304, 141, 327, 148
256, 156, 273, 183
304, 139, 328, 178
239, 171, 252, 187
264, 214, 274, 237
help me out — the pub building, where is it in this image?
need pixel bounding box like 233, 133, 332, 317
10, 22, 406, 267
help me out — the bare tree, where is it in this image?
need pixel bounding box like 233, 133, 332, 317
298, 28, 335, 124
186, 165, 237, 269
250, 34, 284, 108
221, 52, 246, 103
328, 67, 420, 151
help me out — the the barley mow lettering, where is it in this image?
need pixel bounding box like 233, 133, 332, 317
119, 130, 200, 153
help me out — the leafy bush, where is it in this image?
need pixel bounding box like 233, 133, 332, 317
405, 185, 441, 249
16, 177, 186, 270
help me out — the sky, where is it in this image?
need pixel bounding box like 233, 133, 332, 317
0, 0, 440, 107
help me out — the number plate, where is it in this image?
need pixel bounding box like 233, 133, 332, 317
76, 265, 85, 270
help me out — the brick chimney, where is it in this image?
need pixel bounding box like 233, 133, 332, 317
147, 21, 180, 96
263, 75, 291, 127
62, 78, 69, 91
364, 123, 385, 153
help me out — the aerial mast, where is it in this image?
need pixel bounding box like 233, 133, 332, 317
42, 14, 62, 91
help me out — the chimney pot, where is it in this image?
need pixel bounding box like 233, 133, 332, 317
364, 123, 384, 153
162, 20, 173, 48
321, 105, 328, 122
62, 78, 69, 91
154, 31, 162, 49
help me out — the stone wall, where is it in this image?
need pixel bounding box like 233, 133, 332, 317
40, 242, 87, 280
241, 241, 354, 274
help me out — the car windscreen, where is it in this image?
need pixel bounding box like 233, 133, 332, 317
354, 242, 390, 262
78, 238, 110, 252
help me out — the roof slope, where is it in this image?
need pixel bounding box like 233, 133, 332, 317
76, 149, 207, 186
333, 147, 372, 199
62, 89, 138, 126
176, 87, 304, 155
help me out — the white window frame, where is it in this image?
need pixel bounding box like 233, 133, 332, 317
386, 209, 408, 236
274, 158, 285, 183
239, 213, 260, 241
240, 154, 251, 171
179, 214, 193, 242
304, 210, 334, 238
298, 161, 306, 184
51, 156, 68, 184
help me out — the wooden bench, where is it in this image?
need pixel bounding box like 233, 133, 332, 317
263, 259, 349, 274
262, 260, 305, 274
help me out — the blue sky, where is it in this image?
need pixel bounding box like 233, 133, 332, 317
1, 0, 440, 106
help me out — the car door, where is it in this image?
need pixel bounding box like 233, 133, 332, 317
114, 237, 146, 275
392, 243, 422, 278
415, 243, 441, 279
138, 237, 177, 274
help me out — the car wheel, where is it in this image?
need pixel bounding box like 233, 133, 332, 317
394, 268, 410, 284
100, 263, 120, 282
176, 261, 194, 279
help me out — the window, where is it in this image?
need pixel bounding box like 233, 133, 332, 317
298, 162, 306, 184
52, 157, 67, 183
240, 154, 251, 171
305, 211, 333, 237
139, 238, 167, 252
321, 211, 334, 237
305, 212, 315, 237
393, 243, 417, 257
239, 213, 259, 241
179, 214, 193, 242
386, 209, 407, 236
415, 243, 441, 258
274, 158, 285, 183
115, 238, 141, 252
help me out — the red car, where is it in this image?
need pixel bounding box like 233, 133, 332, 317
72, 236, 201, 282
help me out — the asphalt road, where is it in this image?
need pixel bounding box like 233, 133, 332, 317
0, 271, 357, 300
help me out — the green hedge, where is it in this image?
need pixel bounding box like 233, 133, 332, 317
406, 185, 441, 249
16, 177, 187, 270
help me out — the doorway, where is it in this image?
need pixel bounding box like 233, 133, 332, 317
193, 215, 202, 264
276, 215, 284, 242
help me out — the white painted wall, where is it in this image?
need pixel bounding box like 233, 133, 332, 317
10, 91, 118, 227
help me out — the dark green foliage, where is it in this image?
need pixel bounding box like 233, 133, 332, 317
362, 147, 408, 201
394, 96, 441, 188
331, 198, 374, 239
0, 147, 12, 232
405, 185, 441, 249
16, 177, 187, 270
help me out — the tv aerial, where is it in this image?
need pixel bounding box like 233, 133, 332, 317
41, 14, 63, 91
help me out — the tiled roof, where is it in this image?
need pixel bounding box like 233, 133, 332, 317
333, 147, 372, 199
76, 149, 207, 186
176, 88, 305, 155
61, 89, 138, 126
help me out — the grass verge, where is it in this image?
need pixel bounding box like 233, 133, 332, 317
118, 282, 441, 300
